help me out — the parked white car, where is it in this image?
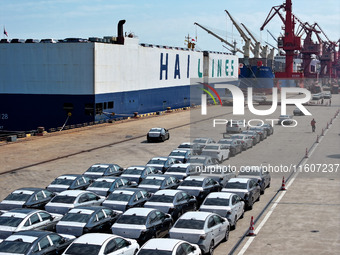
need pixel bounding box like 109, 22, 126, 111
62, 233, 139, 255
169, 211, 230, 254
230, 134, 253, 150
199, 192, 244, 230
201, 144, 230, 163
138, 238, 201, 255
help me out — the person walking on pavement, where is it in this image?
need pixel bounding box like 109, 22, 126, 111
311, 118, 316, 132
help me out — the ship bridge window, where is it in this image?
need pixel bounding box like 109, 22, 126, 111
85, 103, 94, 116
108, 101, 114, 109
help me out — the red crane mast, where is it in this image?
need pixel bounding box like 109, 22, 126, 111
260, 0, 303, 79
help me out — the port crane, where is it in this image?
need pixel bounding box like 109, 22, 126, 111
240, 23, 269, 59
225, 10, 258, 61
193, 22, 244, 55
260, 0, 303, 79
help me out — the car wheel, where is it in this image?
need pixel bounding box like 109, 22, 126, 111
224, 227, 230, 241
167, 134, 170, 140
207, 241, 214, 255
219, 156, 224, 163
231, 216, 237, 230
256, 194, 260, 202
247, 200, 253, 210
240, 208, 245, 219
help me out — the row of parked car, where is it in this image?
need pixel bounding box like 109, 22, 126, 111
0, 126, 273, 255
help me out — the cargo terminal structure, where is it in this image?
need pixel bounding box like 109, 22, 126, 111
0, 35, 238, 132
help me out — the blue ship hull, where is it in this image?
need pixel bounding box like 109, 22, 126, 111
239, 65, 275, 92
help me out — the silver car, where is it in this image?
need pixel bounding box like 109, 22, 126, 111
199, 192, 244, 230
238, 166, 271, 194
0, 209, 62, 239
111, 208, 173, 244
241, 130, 261, 145
201, 144, 230, 163
226, 120, 245, 133
45, 190, 105, 215
169, 211, 230, 254
222, 178, 261, 210
164, 163, 199, 180
230, 134, 253, 150
168, 149, 192, 163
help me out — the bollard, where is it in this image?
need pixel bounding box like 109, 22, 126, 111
316, 135, 319, 143
321, 128, 324, 136
305, 148, 308, 158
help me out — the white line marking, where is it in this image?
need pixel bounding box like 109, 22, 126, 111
236, 119, 335, 255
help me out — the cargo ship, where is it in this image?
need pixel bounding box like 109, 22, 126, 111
0, 21, 238, 132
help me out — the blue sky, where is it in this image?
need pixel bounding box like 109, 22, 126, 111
1, 0, 339, 53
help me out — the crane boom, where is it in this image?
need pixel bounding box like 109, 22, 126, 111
193, 22, 243, 54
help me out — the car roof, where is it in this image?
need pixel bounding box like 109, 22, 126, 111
56, 174, 81, 180
184, 176, 207, 181
10, 230, 52, 238
142, 238, 183, 250
228, 178, 250, 183
168, 163, 191, 168
73, 233, 119, 245
123, 208, 155, 216
89, 163, 112, 167
94, 177, 118, 182
56, 190, 90, 197
206, 192, 233, 199
149, 157, 168, 160
180, 211, 212, 220
153, 190, 181, 196
67, 206, 105, 214
170, 149, 188, 153
12, 188, 43, 193
125, 166, 147, 170
144, 175, 167, 180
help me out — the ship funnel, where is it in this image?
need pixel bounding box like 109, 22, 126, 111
117, 20, 126, 44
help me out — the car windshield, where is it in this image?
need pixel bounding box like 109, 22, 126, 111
204, 145, 219, 150
180, 180, 203, 187
174, 219, 205, 229
225, 182, 247, 189
147, 159, 166, 165
138, 250, 172, 255
166, 167, 187, 173
107, 193, 131, 202
148, 195, 174, 203
0, 241, 31, 253
187, 158, 205, 164
193, 138, 207, 144
203, 198, 229, 206
169, 151, 185, 156
140, 179, 163, 186
51, 196, 76, 204
61, 213, 92, 223
150, 128, 162, 132
0, 217, 23, 227
123, 169, 143, 175
86, 166, 108, 173
90, 181, 113, 188
218, 140, 232, 144
116, 215, 146, 225
178, 144, 192, 149
51, 178, 74, 185
4, 193, 31, 202
65, 243, 101, 255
